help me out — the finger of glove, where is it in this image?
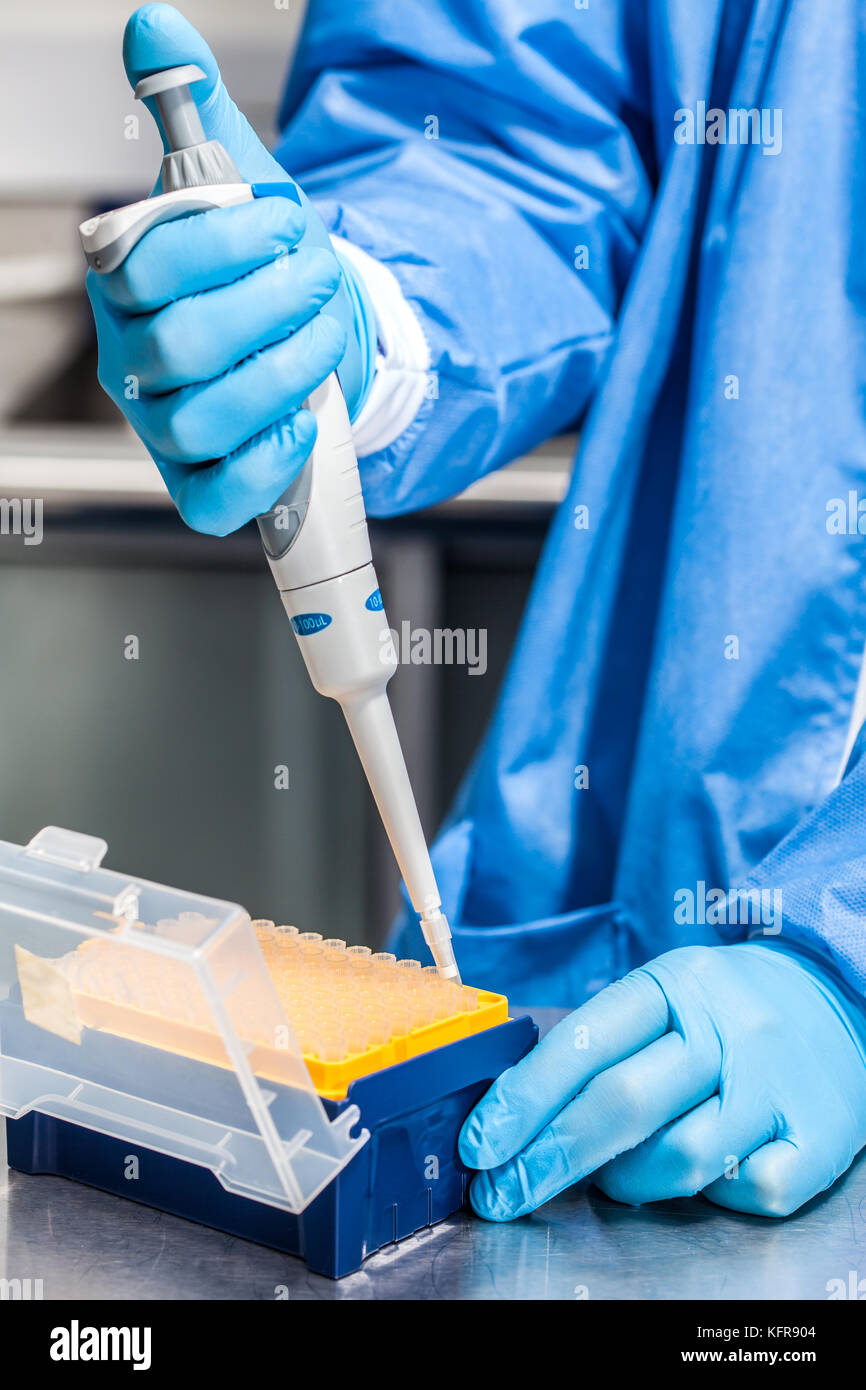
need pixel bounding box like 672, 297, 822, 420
134, 312, 345, 464
158, 409, 318, 536
459, 969, 670, 1170
91, 198, 305, 314
703, 1135, 852, 1218
469, 1029, 719, 1220
596, 1093, 775, 1206
123, 4, 282, 183
123, 248, 341, 393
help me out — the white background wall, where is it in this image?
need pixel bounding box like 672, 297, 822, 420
0, 0, 306, 198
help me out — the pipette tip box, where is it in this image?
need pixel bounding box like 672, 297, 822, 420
6, 1011, 536, 1278
0, 828, 538, 1278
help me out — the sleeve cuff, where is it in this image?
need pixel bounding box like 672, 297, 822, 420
330, 235, 432, 458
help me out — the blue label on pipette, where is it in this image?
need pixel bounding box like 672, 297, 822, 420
365, 589, 384, 611
251, 181, 302, 206
290, 612, 332, 635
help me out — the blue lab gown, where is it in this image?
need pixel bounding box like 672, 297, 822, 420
274, 0, 866, 1005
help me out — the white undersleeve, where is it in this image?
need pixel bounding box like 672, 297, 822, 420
331, 235, 432, 458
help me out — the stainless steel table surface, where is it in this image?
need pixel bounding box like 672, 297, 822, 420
1, 1010, 864, 1302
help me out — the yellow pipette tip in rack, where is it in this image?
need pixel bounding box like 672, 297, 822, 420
253, 922, 506, 1098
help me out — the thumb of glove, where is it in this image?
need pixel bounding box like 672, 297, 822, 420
122, 4, 376, 417
123, 3, 289, 185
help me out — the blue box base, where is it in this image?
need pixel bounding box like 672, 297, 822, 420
5, 1014, 537, 1278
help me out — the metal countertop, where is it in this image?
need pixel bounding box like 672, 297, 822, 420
0, 426, 576, 519
3, 1128, 863, 1302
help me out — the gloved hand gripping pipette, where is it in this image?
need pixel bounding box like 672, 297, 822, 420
80, 65, 460, 982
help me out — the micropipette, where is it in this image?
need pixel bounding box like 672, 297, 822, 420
79, 63, 460, 981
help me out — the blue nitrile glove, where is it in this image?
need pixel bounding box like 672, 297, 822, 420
460, 944, 866, 1219
86, 4, 377, 536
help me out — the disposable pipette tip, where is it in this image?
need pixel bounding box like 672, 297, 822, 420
420, 909, 461, 984
432, 943, 461, 983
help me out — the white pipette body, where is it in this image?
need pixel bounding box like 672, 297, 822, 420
80, 63, 460, 982
258, 377, 460, 982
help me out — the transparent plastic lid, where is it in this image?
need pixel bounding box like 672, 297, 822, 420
0, 827, 368, 1213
